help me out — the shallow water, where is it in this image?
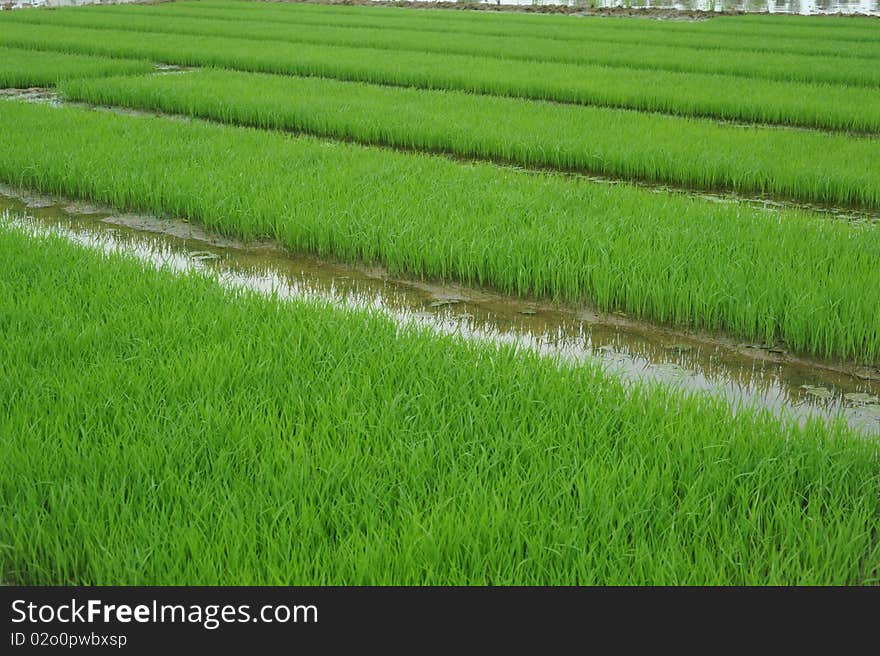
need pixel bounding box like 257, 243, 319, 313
400, 0, 880, 16
2, 187, 878, 435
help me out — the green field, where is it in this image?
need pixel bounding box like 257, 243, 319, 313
2, 227, 878, 585
4, 4, 878, 87
1, 1, 878, 586
4, 100, 880, 363
60, 69, 880, 207
0, 46, 152, 88
89, 1, 880, 58
3, 19, 880, 133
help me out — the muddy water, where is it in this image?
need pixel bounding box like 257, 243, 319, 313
2, 187, 878, 435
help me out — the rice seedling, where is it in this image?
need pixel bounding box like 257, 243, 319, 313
3, 6, 877, 88
1, 225, 878, 585
91, 0, 880, 61
59, 68, 880, 208
2, 99, 879, 364
145, 0, 880, 45
722, 13, 880, 38
1, 24, 879, 134
0, 46, 152, 89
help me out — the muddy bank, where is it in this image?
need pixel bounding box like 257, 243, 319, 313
0, 87, 57, 102
2, 185, 878, 435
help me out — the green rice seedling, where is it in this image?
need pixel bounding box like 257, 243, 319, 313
90, 0, 880, 61
1, 100, 879, 364
722, 12, 880, 38
3, 6, 878, 88
59, 69, 880, 208
146, 1, 880, 45
0, 46, 152, 89
2, 24, 880, 133
1, 225, 878, 585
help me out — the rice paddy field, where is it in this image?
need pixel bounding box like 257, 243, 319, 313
1, 0, 879, 586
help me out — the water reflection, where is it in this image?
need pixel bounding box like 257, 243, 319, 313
2, 188, 878, 435
418, 0, 880, 16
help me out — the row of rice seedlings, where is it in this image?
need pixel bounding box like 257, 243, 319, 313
0, 46, 152, 89
2, 226, 878, 585
723, 12, 880, 37
2, 99, 878, 364
99, 0, 880, 60
164, 0, 880, 45
2, 28, 878, 134
4, 7, 877, 88
60, 69, 880, 209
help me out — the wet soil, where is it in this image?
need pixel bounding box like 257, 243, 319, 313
2, 185, 878, 435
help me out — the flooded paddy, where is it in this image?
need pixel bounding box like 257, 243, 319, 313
3, 0, 879, 588
3, 187, 878, 435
